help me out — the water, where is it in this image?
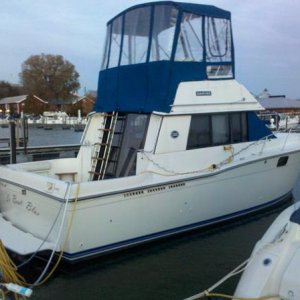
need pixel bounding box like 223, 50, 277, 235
0, 126, 82, 147
29, 199, 295, 300
25, 198, 296, 300
1, 127, 299, 299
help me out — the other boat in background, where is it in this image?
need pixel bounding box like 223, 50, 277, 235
259, 112, 300, 130
234, 201, 300, 299
26, 110, 87, 129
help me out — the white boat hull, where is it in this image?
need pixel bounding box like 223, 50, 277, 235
1, 150, 300, 261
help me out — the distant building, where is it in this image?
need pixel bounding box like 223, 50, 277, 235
47, 95, 96, 116
0, 95, 47, 116
0, 94, 96, 117
258, 88, 271, 99
71, 95, 95, 116
257, 89, 300, 113
46, 98, 73, 112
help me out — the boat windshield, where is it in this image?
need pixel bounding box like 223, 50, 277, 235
96, 3, 234, 113
101, 3, 233, 78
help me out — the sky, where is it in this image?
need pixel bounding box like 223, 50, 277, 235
1, 0, 300, 98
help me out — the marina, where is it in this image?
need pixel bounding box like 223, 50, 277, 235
1, 1, 300, 261
1, 1, 300, 299
2, 127, 299, 299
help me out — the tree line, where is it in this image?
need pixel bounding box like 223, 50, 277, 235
1, 53, 81, 103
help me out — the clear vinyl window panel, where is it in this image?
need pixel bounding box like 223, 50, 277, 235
101, 25, 111, 70
175, 13, 203, 62
206, 64, 233, 79
205, 17, 232, 62
150, 5, 178, 61
108, 15, 123, 68
120, 7, 151, 65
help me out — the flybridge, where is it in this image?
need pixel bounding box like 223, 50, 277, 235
95, 1, 234, 113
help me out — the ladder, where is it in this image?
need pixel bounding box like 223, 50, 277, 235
106, 114, 126, 178
90, 112, 118, 180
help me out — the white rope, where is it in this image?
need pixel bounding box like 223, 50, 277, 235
183, 259, 250, 300
17, 200, 64, 268
31, 182, 72, 287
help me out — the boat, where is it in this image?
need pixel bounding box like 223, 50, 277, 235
258, 112, 300, 130
184, 202, 300, 300
234, 201, 300, 299
27, 111, 87, 128
1, 1, 300, 262
0, 116, 9, 128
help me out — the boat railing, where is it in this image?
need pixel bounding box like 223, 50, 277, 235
256, 129, 298, 152
259, 136, 268, 154
226, 131, 297, 162
281, 128, 294, 151
232, 134, 274, 160
140, 135, 277, 176
140, 131, 295, 177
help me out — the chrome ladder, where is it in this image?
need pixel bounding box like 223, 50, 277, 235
89, 112, 118, 180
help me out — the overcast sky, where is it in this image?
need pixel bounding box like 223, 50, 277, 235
1, 0, 300, 98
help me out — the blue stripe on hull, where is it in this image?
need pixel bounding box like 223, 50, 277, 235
62, 192, 291, 261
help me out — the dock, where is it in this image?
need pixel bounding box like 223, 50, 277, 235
0, 144, 80, 164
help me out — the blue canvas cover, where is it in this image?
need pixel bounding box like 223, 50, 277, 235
95, 1, 234, 113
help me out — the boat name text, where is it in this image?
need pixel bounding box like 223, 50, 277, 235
5, 194, 40, 216
195, 91, 212, 96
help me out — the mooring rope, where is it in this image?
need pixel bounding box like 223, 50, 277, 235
0, 181, 81, 297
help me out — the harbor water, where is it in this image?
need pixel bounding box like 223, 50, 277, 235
0, 125, 82, 147
31, 196, 298, 300
1, 126, 299, 299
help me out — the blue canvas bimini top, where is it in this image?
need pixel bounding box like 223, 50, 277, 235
95, 1, 234, 113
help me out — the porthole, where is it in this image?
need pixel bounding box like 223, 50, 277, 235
171, 131, 179, 139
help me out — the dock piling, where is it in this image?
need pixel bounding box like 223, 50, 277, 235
9, 121, 16, 164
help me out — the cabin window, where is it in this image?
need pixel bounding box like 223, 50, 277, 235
187, 115, 211, 149
212, 114, 230, 145
175, 13, 203, 62
187, 112, 248, 150
150, 5, 178, 61
241, 113, 248, 141
121, 7, 151, 65
231, 113, 247, 143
